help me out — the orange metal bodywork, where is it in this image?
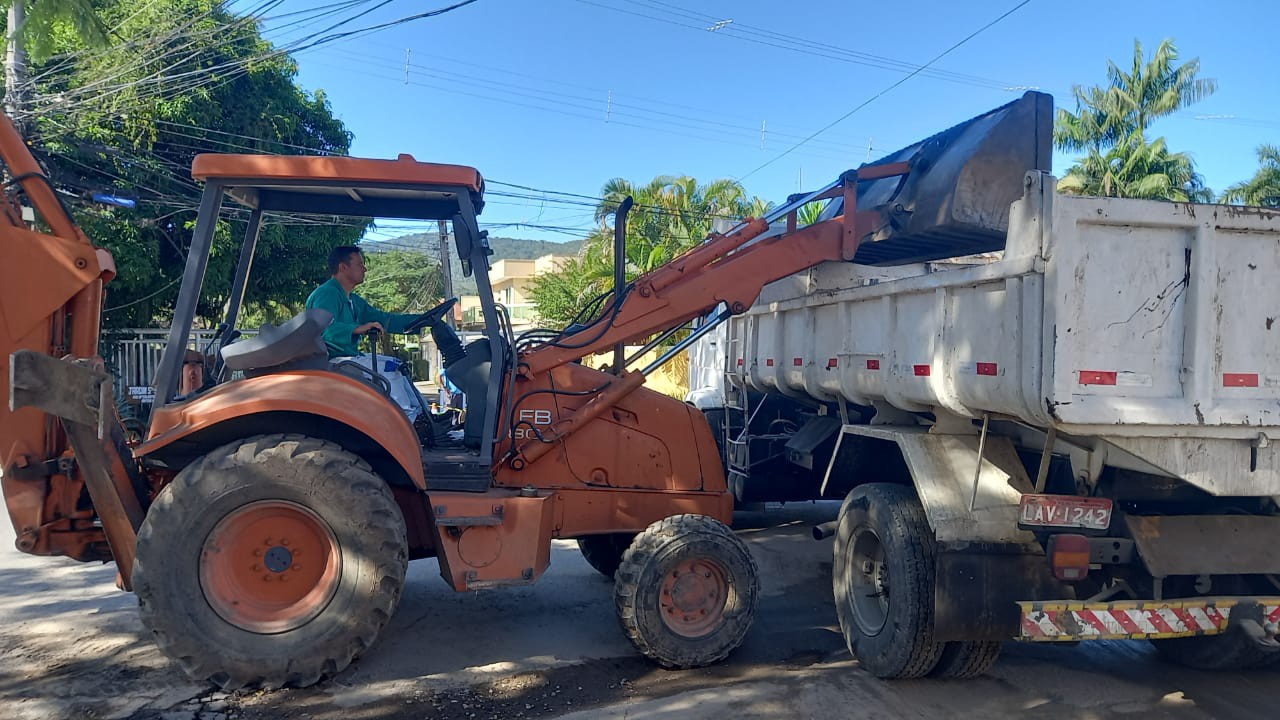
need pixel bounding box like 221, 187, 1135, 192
191, 153, 483, 191
494, 361, 732, 531
0, 111, 118, 560
138, 371, 427, 490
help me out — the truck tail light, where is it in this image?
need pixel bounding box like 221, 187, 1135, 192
1047, 533, 1090, 581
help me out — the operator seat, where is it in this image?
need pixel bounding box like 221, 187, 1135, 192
220, 309, 333, 377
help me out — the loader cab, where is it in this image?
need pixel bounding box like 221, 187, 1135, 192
145, 152, 508, 470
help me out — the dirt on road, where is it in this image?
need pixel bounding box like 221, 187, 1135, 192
1, 503, 1276, 720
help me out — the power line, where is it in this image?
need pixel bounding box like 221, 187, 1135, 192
574, 0, 1024, 91
739, 0, 1035, 181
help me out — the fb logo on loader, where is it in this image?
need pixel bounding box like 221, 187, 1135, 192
515, 409, 552, 439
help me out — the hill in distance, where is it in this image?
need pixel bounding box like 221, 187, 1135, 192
363, 233, 583, 295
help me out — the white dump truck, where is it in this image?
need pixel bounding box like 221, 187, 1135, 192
688, 132, 1280, 679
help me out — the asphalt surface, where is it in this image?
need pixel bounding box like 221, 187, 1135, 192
1, 502, 1277, 719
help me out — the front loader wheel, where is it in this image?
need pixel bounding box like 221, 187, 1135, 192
833, 483, 944, 679
133, 434, 408, 690
615, 515, 759, 668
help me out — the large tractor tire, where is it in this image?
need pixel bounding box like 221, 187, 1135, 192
615, 515, 759, 668
133, 434, 408, 690
577, 533, 636, 579
1152, 628, 1280, 671
833, 483, 944, 679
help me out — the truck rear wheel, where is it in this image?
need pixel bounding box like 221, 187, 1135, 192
930, 641, 1002, 678
833, 483, 944, 679
133, 434, 408, 690
577, 533, 636, 579
614, 515, 759, 668
1152, 627, 1279, 671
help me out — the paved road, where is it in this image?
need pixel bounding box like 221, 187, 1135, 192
1, 503, 1276, 719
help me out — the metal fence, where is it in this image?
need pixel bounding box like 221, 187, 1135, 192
109, 328, 255, 403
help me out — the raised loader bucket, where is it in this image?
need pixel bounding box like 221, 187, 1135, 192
825, 90, 1053, 265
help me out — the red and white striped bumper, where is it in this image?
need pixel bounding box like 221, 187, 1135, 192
1018, 598, 1280, 641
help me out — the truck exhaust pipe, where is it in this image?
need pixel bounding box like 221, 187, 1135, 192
813, 521, 837, 541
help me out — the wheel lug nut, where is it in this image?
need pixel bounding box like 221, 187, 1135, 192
291, 565, 301, 572
281, 539, 290, 546
253, 549, 262, 557
704, 572, 711, 578
263, 574, 272, 582
264, 538, 272, 546
862, 560, 874, 574
252, 564, 261, 572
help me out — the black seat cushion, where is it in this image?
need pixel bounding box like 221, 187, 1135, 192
221, 309, 333, 373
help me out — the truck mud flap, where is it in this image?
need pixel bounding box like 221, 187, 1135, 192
1018, 598, 1280, 641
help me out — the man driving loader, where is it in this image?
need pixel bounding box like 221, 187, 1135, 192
306, 245, 420, 358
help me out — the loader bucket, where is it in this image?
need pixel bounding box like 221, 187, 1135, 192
826, 91, 1053, 265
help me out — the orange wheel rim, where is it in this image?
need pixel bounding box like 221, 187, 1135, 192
199, 500, 341, 634
659, 558, 729, 638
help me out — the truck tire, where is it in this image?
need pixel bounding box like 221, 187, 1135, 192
615, 515, 759, 668
833, 483, 944, 679
577, 533, 636, 579
1152, 628, 1279, 671
929, 641, 1002, 679
133, 434, 408, 690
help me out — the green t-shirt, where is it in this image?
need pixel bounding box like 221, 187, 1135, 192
305, 277, 418, 358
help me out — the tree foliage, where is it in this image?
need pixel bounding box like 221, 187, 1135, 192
1055, 39, 1215, 202
529, 175, 771, 328
359, 250, 443, 315
1221, 145, 1280, 207
16, 0, 365, 328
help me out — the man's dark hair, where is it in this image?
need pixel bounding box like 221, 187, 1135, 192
327, 246, 363, 275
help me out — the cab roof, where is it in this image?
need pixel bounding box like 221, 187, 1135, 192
191, 153, 484, 220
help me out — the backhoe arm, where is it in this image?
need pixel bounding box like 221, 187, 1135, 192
520, 163, 909, 377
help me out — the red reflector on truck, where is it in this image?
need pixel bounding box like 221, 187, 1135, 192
1079, 370, 1117, 386
766, 358, 774, 367
913, 365, 930, 376
977, 362, 998, 376
1224, 373, 1259, 387
827, 358, 838, 368
866, 360, 880, 370
793, 357, 804, 367
1047, 533, 1091, 581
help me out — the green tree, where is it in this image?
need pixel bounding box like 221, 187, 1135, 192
1055, 39, 1215, 202
1058, 136, 1213, 202
530, 175, 772, 327
1221, 145, 1280, 207
359, 250, 443, 314
3, 0, 107, 130
21, 0, 366, 327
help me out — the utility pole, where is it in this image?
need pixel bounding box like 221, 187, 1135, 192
4, 1, 28, 135
437, 220, 454, 327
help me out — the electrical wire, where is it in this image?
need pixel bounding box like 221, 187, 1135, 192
738, 0, 1035, 181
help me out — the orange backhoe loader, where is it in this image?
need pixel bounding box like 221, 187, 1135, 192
1, 94, 1045, 689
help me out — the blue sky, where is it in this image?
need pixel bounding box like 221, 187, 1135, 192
255, 0, 1277, 243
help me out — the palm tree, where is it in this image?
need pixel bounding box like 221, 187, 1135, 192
531, 175, 771, 327
1058, 136, 1213, 202
1055, 39, 1217, 152
1055, 39, 1216, 203
1221, 145, 1280, 207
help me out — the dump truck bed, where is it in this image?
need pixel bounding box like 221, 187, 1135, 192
720, 174, 1280, 496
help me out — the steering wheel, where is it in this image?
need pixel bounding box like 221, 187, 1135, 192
404, 297, 458, 334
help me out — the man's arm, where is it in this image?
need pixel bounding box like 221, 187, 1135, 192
352, 295, 419, 334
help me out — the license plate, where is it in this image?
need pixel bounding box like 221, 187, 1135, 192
1018, 494, 1112, 531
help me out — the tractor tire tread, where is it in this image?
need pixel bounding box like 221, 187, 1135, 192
133, 435, 406, 691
